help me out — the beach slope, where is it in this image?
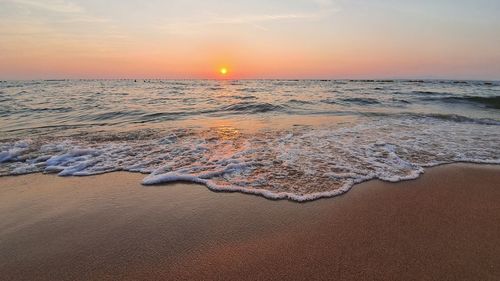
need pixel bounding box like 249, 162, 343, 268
0, 164, 499, 281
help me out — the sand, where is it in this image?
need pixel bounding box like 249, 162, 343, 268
0, 164, 499, 281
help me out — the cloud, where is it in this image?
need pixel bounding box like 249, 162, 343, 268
313, 0, 336, 7
1, 0, 83, 13
0, 0, 121, 46
213, 13, 324, 24
160, 9, 337, 34
1, 0, 111, 23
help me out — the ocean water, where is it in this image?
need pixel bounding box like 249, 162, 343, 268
1, 79, 499, 201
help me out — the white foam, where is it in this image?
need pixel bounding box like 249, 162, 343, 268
1, 117, 499, 201
0, 140, 31, 163
143, 172, 208, 185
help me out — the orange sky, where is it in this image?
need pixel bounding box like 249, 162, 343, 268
1, 0, 499, 80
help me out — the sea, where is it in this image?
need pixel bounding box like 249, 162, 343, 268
1, 79, 499, 201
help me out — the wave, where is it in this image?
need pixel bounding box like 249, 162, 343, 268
3, 80, 498, 139
409, 90, 451, 95
221, 102, 286, 113
436, 96, 500, 109
321, 99, 338, 104
231, 95, 257, 100
207, 87, 224, 91
421, 113, 499, 125
88, 110, 146, 121
391, 98, 411, 104
1, 117, 498, 201
342, 98, 381, 105
349, 80, 395, 83
236, 87, 262, 93
27, 107, 73, 113
287, 99, 314, 105
138, 109, 219, 122
321, 98, 380, 105
363, 112, 500, 125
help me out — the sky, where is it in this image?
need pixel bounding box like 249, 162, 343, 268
0, 0, 499, 80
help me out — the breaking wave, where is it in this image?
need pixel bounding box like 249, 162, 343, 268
1, 79, 499, 201
1, 117, 498, 201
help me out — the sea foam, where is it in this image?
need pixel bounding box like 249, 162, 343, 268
1, 116, 499, 201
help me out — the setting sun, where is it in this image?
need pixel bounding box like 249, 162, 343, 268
219, 67, 228, 75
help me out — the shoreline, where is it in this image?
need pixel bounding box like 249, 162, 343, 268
2, 161, 499, 202
1, 163, 500, 280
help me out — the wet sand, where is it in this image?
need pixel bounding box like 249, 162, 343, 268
1, 164, 499, 281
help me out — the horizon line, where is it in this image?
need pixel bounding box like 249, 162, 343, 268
1, 78, 499, 82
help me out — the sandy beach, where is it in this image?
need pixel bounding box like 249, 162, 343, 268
0, 164, 498, 280
2, 1, 499, 280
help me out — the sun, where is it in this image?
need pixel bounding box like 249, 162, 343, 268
219, 67, 228, 75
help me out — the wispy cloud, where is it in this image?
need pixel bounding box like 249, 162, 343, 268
211, 13, 324, 24
1, 0, 83, 13
1, 0, 110, 23
160, 9, 337, 34
0, 0, 125, 52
